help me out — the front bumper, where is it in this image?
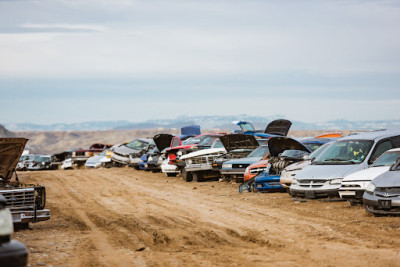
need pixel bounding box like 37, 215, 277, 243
111, 154, 130, 165
11, 209, 51, 224
254, 175, 285, 192
290, 180, 341, 199
220, 168, 246, 176
363, 192, 400, 215
161, 163, 179, 174
185, 164, 213, 172
338, 189, 365, 200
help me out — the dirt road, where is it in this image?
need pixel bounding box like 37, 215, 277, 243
13, 168, 400, 266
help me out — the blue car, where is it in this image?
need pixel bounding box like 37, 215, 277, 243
235, 119, 292, 139
252, 137, 312, 193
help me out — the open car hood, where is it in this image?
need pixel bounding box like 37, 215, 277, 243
219, 134, 259, 152
0, 138, 28, 180
268, 137, 310, 157
264, 119, 292, 136
153, 134, 174, 151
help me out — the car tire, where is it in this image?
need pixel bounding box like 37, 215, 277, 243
181, 169, 193, 182
166, 173, 177, 177
192, 172, 203, 182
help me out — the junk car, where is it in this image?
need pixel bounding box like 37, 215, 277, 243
0, 138, 50, 226
339, 148, 400, 204
363, 158, 400, 216
244, 137, 311, 193
290, 130, 400, 199
0, 194, 28, 266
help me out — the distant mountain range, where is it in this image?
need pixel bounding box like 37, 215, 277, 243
3, 115, 400, 131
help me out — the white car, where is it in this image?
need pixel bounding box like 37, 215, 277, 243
339, 148, 400, 204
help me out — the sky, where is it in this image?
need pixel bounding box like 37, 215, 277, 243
0, 0, 400, 124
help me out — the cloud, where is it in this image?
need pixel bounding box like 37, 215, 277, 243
20, 23, 108, 32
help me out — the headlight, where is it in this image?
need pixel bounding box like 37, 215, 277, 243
222, 164, 232, 169
245, 166, 249, 173
365, 182, 376, 194
292, 178, 298, 185
177, 151, 183, 156
330, 178, 343, 185
187, 159, 192, 165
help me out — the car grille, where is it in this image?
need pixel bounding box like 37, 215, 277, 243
232, 164, 250, 169
189, 155, 219, 165
250, 167, 266, 174
298, 179, 328, 188
341, 184, 361, 188
0, 188, 35, 209
375, 187, 400, 198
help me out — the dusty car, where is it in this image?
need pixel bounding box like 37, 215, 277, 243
339, 148, 400, 204
16, 154, 36, 171
216, 136, 269, 182
26, 155, 57, 171
248, 137, 311, 193
0, 138, 50, 225
0, 195, 28, 266
291, 130, 400, 199
235, 119, 292, 139
112, 138, 152, 166
84, 149, 108, 168
70, 143, 112, 167
280, 142, 333, 189
146, 134, 174, 172
243, 137, 333, 183
363, 158, 400, 216
162, 133, 226, 176
180, 138, 226, 182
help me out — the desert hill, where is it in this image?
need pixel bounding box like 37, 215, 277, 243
15, 129, 355, 154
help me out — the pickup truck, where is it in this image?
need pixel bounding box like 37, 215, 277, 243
0, 138, 50, 226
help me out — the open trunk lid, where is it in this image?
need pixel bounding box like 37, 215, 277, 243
0, 138, 28, 180
219, 134, 259, 152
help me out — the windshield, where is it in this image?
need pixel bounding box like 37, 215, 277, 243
240, 123, 255, 132
126, 139, 149, 150
198, 136, 216, 146
313, 139, 374, 165
183, 136, 202, 145
303, 142, 323, 152
281, 149, 309, 159
247, 146, 269, 157
37, 156, 51, 162
211, 139, 223, 148
306, 143, 331, 160
372, 151, 400, 167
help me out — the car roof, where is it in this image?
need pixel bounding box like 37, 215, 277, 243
338, 129, 400, 141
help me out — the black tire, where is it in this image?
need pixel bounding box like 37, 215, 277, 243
133, 165, 140, 170
167, 173, 177, 177
181, 168, 193, 182
192, 172, 203, 182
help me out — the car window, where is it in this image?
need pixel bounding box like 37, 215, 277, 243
372, 151, 400, 167
389, 135, 400, 148
369, 140, 393, 164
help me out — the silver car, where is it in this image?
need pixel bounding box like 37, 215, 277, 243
363, 158, 400, 216
290, 130, 400, 199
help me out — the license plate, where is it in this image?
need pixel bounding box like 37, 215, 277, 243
305, 191, 316, 199
378, 199, 391, 208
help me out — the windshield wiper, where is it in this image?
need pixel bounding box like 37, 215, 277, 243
321, 158, 358, 164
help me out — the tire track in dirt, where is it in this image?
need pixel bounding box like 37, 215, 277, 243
16, 169, 400, 266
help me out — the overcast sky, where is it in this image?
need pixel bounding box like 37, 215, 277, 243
1, 0, 399, 124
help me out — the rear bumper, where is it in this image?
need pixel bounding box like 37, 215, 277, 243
11, 209, 51, 224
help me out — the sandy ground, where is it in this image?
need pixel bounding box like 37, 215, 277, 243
13, 168, 400, 267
